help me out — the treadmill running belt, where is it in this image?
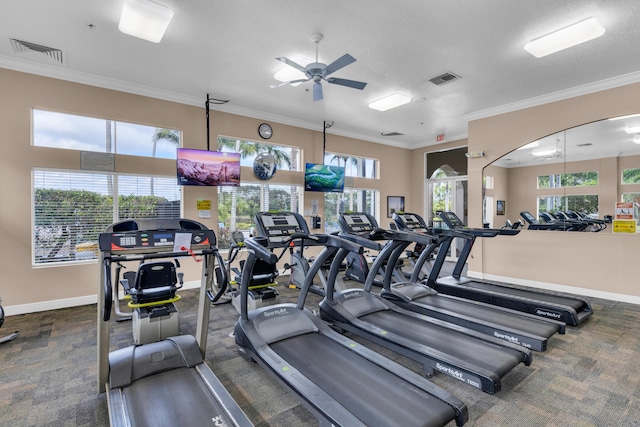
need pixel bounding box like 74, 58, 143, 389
413, 295, 560, 337
459, 280, 585, 309
271, 333, 455, 427
120, 367, 231, 426
361, 310, 524, 377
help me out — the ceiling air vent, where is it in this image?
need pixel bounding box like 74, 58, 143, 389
381, 132, 404, 136
10, 38, 64, 65
429, 72, 460, 86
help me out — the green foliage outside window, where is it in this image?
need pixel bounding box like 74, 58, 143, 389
538, 171, 598, 189
622, 168, 640, 184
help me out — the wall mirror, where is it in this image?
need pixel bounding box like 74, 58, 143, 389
253, 152, 277, 180
482, 114, 640, 231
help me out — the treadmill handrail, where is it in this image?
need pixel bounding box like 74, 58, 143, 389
244, 237, 278, 264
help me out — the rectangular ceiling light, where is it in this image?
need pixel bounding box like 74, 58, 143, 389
368, 93, 411, 112
524, 17, 605, 58
118, 0, 174, 43
624, 125, 640, 134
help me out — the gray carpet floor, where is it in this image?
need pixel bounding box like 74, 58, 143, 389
2, 272, 640, 426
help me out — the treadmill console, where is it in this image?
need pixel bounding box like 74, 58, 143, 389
254, 212, 310, 247
99, 229, 213, 253
339, 212, 379, 233
438, 212, 465, 229
393, 212, 429, 233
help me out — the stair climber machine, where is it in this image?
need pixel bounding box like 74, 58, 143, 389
233, 228, 468, 427
388, 212, 565, 351
432, 211, 593, 326
253, 211, 333, 296
97, 218, 252, 427
0, 296, 19, 344
324, 212, 532, 394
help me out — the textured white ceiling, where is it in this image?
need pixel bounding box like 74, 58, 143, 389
2, 0, 640, 151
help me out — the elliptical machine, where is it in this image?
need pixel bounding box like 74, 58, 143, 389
0, 297, 19, 344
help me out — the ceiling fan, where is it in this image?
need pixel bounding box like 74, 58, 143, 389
270, 33, 367, 101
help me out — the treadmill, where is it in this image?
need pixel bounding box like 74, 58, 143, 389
97, 218, 252, 427
321, 213, 532, 395
252, 211, 328, 296
235, 213, 468, 427
432, 212, 593, 326
388, 212, 565, 352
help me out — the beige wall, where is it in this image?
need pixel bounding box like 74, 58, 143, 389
467, 82, 640, 301
6, 65, 640, 311
1, 68, 412, 311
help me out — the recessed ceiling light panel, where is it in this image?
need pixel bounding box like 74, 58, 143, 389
368, 93, 411, 111
118, 0, 174, 43
624, 125, 640, 134
524, 17, 605, 58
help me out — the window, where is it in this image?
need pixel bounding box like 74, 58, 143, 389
33, 169, 180, 265
537, 195, 598, 216
622, 168, 640, 184
537, 172, 598, 189
323, 152, 378, 179
218, 136, 301, 171
33, 109, 180, 159
217, 183, 303, 249
324, 189, 379, 233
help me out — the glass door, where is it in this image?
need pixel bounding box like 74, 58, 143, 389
426, 177, 467, 261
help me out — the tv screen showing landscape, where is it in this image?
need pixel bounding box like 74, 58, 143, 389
176, 148, 241, 186
304, 163, 345, 193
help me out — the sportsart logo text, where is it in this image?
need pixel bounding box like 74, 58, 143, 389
263, 308, 289, 318
535, 308, 562, 319
493, 331, 520, 344
343, 291, 362, 299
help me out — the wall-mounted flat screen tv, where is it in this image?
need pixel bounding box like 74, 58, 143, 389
176, 148, 241, 186
304, 163, 345, 193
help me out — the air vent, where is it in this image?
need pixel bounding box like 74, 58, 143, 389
381, 132, 404, 137
10, 38, 64, 65
429, 72, 460, 86
577, 143, 592, 147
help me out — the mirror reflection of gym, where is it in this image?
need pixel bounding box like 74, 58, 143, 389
482, 116, 640, 231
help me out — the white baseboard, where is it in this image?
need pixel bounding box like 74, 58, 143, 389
467, 270, 640, 305
4, 280, 203, 316
9, 273, 637, 316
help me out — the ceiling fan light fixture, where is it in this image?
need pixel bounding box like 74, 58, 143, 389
532, 148, 558, 157
524, 17, 605, 58
273, 68, 305, 87
624, 125, 640, 134
118, 0, 174, 43
368, 93, 411, 112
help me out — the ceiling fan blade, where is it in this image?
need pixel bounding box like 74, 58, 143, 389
275, 57, 307, 73
323, 53, 357, 77
269, 78, 310, 88
313, 82, 323, 101
326, 77, 367, 90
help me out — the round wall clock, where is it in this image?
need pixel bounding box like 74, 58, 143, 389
258, 123, 273, 139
